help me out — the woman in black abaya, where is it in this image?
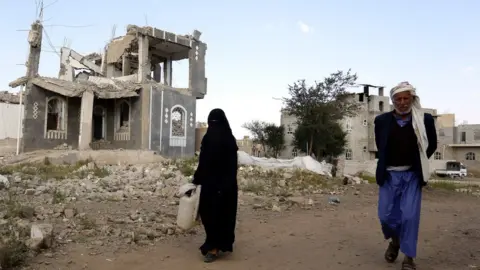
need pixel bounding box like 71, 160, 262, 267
192, 108, 239, 263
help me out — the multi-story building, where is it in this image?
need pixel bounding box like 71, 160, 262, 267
279, 85, 438, 161
236, 135, 264, 157
435, 114, 480, 167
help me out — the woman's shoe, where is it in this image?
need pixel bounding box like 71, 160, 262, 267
203, 252, 218, 263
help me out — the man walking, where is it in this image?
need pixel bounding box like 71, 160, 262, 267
374, 82, 437, 269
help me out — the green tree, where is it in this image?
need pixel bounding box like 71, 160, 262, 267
293, 121, 347, 160
242, 120, 268, 153
283, 69, 360, 159
263, 124, 285, 158
242, 121, 285, 157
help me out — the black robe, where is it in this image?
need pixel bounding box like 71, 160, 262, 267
192, 109, 238, 255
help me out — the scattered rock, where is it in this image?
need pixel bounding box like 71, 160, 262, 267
272, 204, 281, 212
0, 155, 367, 267
0, 174, 9, 189
64, 209, 76, 219
29, 223, 54, 250
328, 196, 340, 205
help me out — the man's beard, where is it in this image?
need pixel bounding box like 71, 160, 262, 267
394, 106, 412, 115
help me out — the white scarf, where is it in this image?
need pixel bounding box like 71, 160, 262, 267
390, 82, 430, 183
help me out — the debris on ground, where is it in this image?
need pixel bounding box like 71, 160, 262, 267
1, 153, 476, 268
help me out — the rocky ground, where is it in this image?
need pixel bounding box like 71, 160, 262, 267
0, 153, 479, 270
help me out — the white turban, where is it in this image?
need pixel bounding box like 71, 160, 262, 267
390, 81, 430, 182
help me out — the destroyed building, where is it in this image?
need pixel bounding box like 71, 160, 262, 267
9, 21, 207, 157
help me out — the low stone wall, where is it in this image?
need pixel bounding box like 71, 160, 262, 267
6, 149, 165, 166
344, 159, 451, 176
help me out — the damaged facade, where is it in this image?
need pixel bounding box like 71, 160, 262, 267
10, 21, 207, 157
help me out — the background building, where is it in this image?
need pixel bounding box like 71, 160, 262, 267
279, 85, 480, 172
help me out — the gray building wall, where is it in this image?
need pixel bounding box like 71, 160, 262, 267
90, 97, 142, 150
189, 41, 207, 98
22, 84, 144, 152
22, 85, 81, 152
150, 87, 196, 158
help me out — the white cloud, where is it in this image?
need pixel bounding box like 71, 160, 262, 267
297, 21, 313, 33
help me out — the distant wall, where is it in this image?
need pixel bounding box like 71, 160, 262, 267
344, 159, 449, 176
0, 102, 24, 139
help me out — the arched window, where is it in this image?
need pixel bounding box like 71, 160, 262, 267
345, 149, 353, 160
45, 96, 67, 139
434, 152, 442, 160
114, 100, 131, 141
466, 152, 476, 161
169, 105, 187, 147
115, 100, 130, 131
46, 97, 66, 131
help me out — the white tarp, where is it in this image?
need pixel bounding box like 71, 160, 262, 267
237, 151, 332, 176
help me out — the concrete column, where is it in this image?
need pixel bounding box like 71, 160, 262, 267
78, 91, 94, 150
378, 87, 384, 96
163, 58, 172, 86
122, 54, 131, 76
100, 46, 107, 75
58, 48, 74, 81
137, 35, 150, 83
26, 21, 43, 78
153, 63, 162, 82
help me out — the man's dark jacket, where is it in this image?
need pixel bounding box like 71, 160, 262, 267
374, 111, 437, 186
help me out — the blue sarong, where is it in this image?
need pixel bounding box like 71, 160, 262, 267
378, 170, 422, 258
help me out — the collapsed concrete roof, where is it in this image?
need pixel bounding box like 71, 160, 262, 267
8, 75, 194, 99
107, 24, 197, 64
0, 91, 23, 104
9, 76, 141, 99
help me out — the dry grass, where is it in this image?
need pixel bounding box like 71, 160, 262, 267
0, 239, 29, 269
175, 157, 198, 177
428, 181, 459, 190
358, 172, 376, 184
238, 167, 335, 196
0, 194, 31, 269
0, 158, 110, 180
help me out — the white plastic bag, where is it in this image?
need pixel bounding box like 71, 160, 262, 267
176, 184, 201, 230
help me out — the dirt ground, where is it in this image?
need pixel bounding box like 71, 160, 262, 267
25, 184, 480, 270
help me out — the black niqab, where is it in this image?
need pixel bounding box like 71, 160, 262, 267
203, 108, 238, 152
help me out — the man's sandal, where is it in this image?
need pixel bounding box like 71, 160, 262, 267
384, 242, 400, 263
401, 261, 416, 270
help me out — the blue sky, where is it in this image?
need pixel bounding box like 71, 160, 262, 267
1, 0, 479, 139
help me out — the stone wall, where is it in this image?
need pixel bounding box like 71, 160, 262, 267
344, 159, 452, 176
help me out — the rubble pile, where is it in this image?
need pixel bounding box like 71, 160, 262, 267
0, 157, 362, 267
